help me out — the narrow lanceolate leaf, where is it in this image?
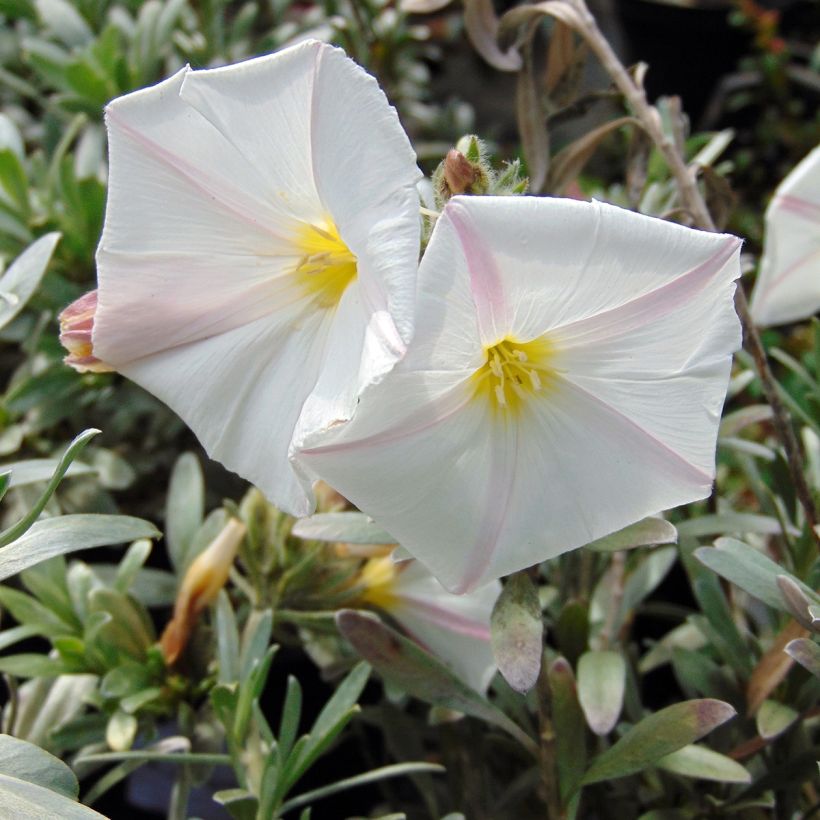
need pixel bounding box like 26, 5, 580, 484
291, 512, 396, 545
0, 515, 160, 581
584, 517, 677, 553
656, 745, 751, 784
694, 538, 819, 613
336, 609, 537, 756
2, 459, 95, 489
0, 233, 61, 330
549, 657, 587, 802
777, 575, 816, 629
0, 429, 100, 549
165, 452, 205, 571
0, 734, 78, 798
577, 651, 626, 736
785, 637, 820, 679
580, 699, 736, 786
490, 572, 543, 692
756, 700, 799, 740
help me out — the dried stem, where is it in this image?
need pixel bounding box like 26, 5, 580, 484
567, 0, 819, 545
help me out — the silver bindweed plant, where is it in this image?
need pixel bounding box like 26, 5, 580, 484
0, 0, 817, 817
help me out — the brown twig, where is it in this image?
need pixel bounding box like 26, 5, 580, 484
566, 0, 819, 546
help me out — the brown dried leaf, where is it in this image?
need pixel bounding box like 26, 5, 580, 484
498, 1, 584, 53
548, 116, 644, 195
747, 619, 809, 714
464, 0, 522, 72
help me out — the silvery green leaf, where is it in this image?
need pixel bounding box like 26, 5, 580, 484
585, 517, 677, 552
695, 538, 819, 613
679, 513, 798, 538
0, 772, 106, 818
756, 699, 799, 740
1, 458, 94, 489
0, 733, 78, 797
164, 452, 204, 571
577, 651, 626, 736
291, 512, 396, 545
656, 744, 751, 783
0, 233, 60, 330
490, 572, 542, 693
785, 638, 820, 679
581, 699, 736, 787
0, 514, 160, 582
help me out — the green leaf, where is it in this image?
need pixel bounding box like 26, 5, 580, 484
114, 540, 152, 594
580, 699, 736, 786
165, 452, 204, 571
0, 149, 30, 219
577, 650, 626, 736
619, 547, 678, 623
585, 517, 677, 552
0, 514, 160, 582
756, 699, 799, 740
215, 590, 240, 684
0, 585, 74, 636
335, 610, 537, 756
490, 572, 543, 692
554, 600, 589, 668
278, 762, 445, 815
2, 458, 93, 490
34, 0, 93, 47
0, 429, 101, 549
679, 513, 798, 538
695, 537, 819, 613
291, 512, 396, 545
0, 233, 60, 330
785, 638, 820, 679
278, 675, 303, 763
656, 744, 750, 783
0, 733, 78, 798
0, 654, 68, 678
548, 657, 587, 802
0, 772, 106, 818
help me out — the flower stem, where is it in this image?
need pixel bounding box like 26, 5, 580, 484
536, 657, 565, 820
568, 0, 819, 545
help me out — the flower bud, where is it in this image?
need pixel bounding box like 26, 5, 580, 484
160, 518, 246, 665
443, 150, 479, 196
59, 290, 114, 373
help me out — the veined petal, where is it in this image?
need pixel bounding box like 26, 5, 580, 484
90, 41, 422, 515
297, 196, 742, 591
389, 561, 500, 692
444, 195, 741, 343
750, 145, 820, 327
121, 306, 331, 516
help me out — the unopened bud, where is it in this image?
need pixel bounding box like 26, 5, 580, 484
59, 290, 114, 373
160, 518, 246, 664
443, 150, 479, 196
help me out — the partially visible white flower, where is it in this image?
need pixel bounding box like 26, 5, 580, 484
750, 145, 820, 327
357, 555, 499, 692
296, 196, 742, 592
90, 41, 421, 516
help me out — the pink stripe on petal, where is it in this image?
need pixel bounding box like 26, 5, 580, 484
446, 200, 507, 342
554, 237, 740, 347
393, 597, 492, 641
774, 195, 820, 222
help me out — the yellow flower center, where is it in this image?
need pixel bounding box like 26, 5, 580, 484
357, 556, 399, 610
293, 220, 357, 308
473, 336, 557, 413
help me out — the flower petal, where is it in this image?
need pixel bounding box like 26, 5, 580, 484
750, 145, 820, 327
390, 561, 500, 692
298, 196, 742, 591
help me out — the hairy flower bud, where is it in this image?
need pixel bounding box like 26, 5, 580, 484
58, 290, 113, 374
443, 150, 479, 196
160, 518, 246, 664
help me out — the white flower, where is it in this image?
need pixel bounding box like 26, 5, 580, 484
90, 40, 421, 516
296, 196, 742, 592
750, 145, 820, 327
357, 555, 499, 692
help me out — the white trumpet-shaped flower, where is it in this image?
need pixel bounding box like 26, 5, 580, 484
357, 555, 499, 692
296, 196, 742, 592
90, 41, 421, 516
750, 145, 820, 327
